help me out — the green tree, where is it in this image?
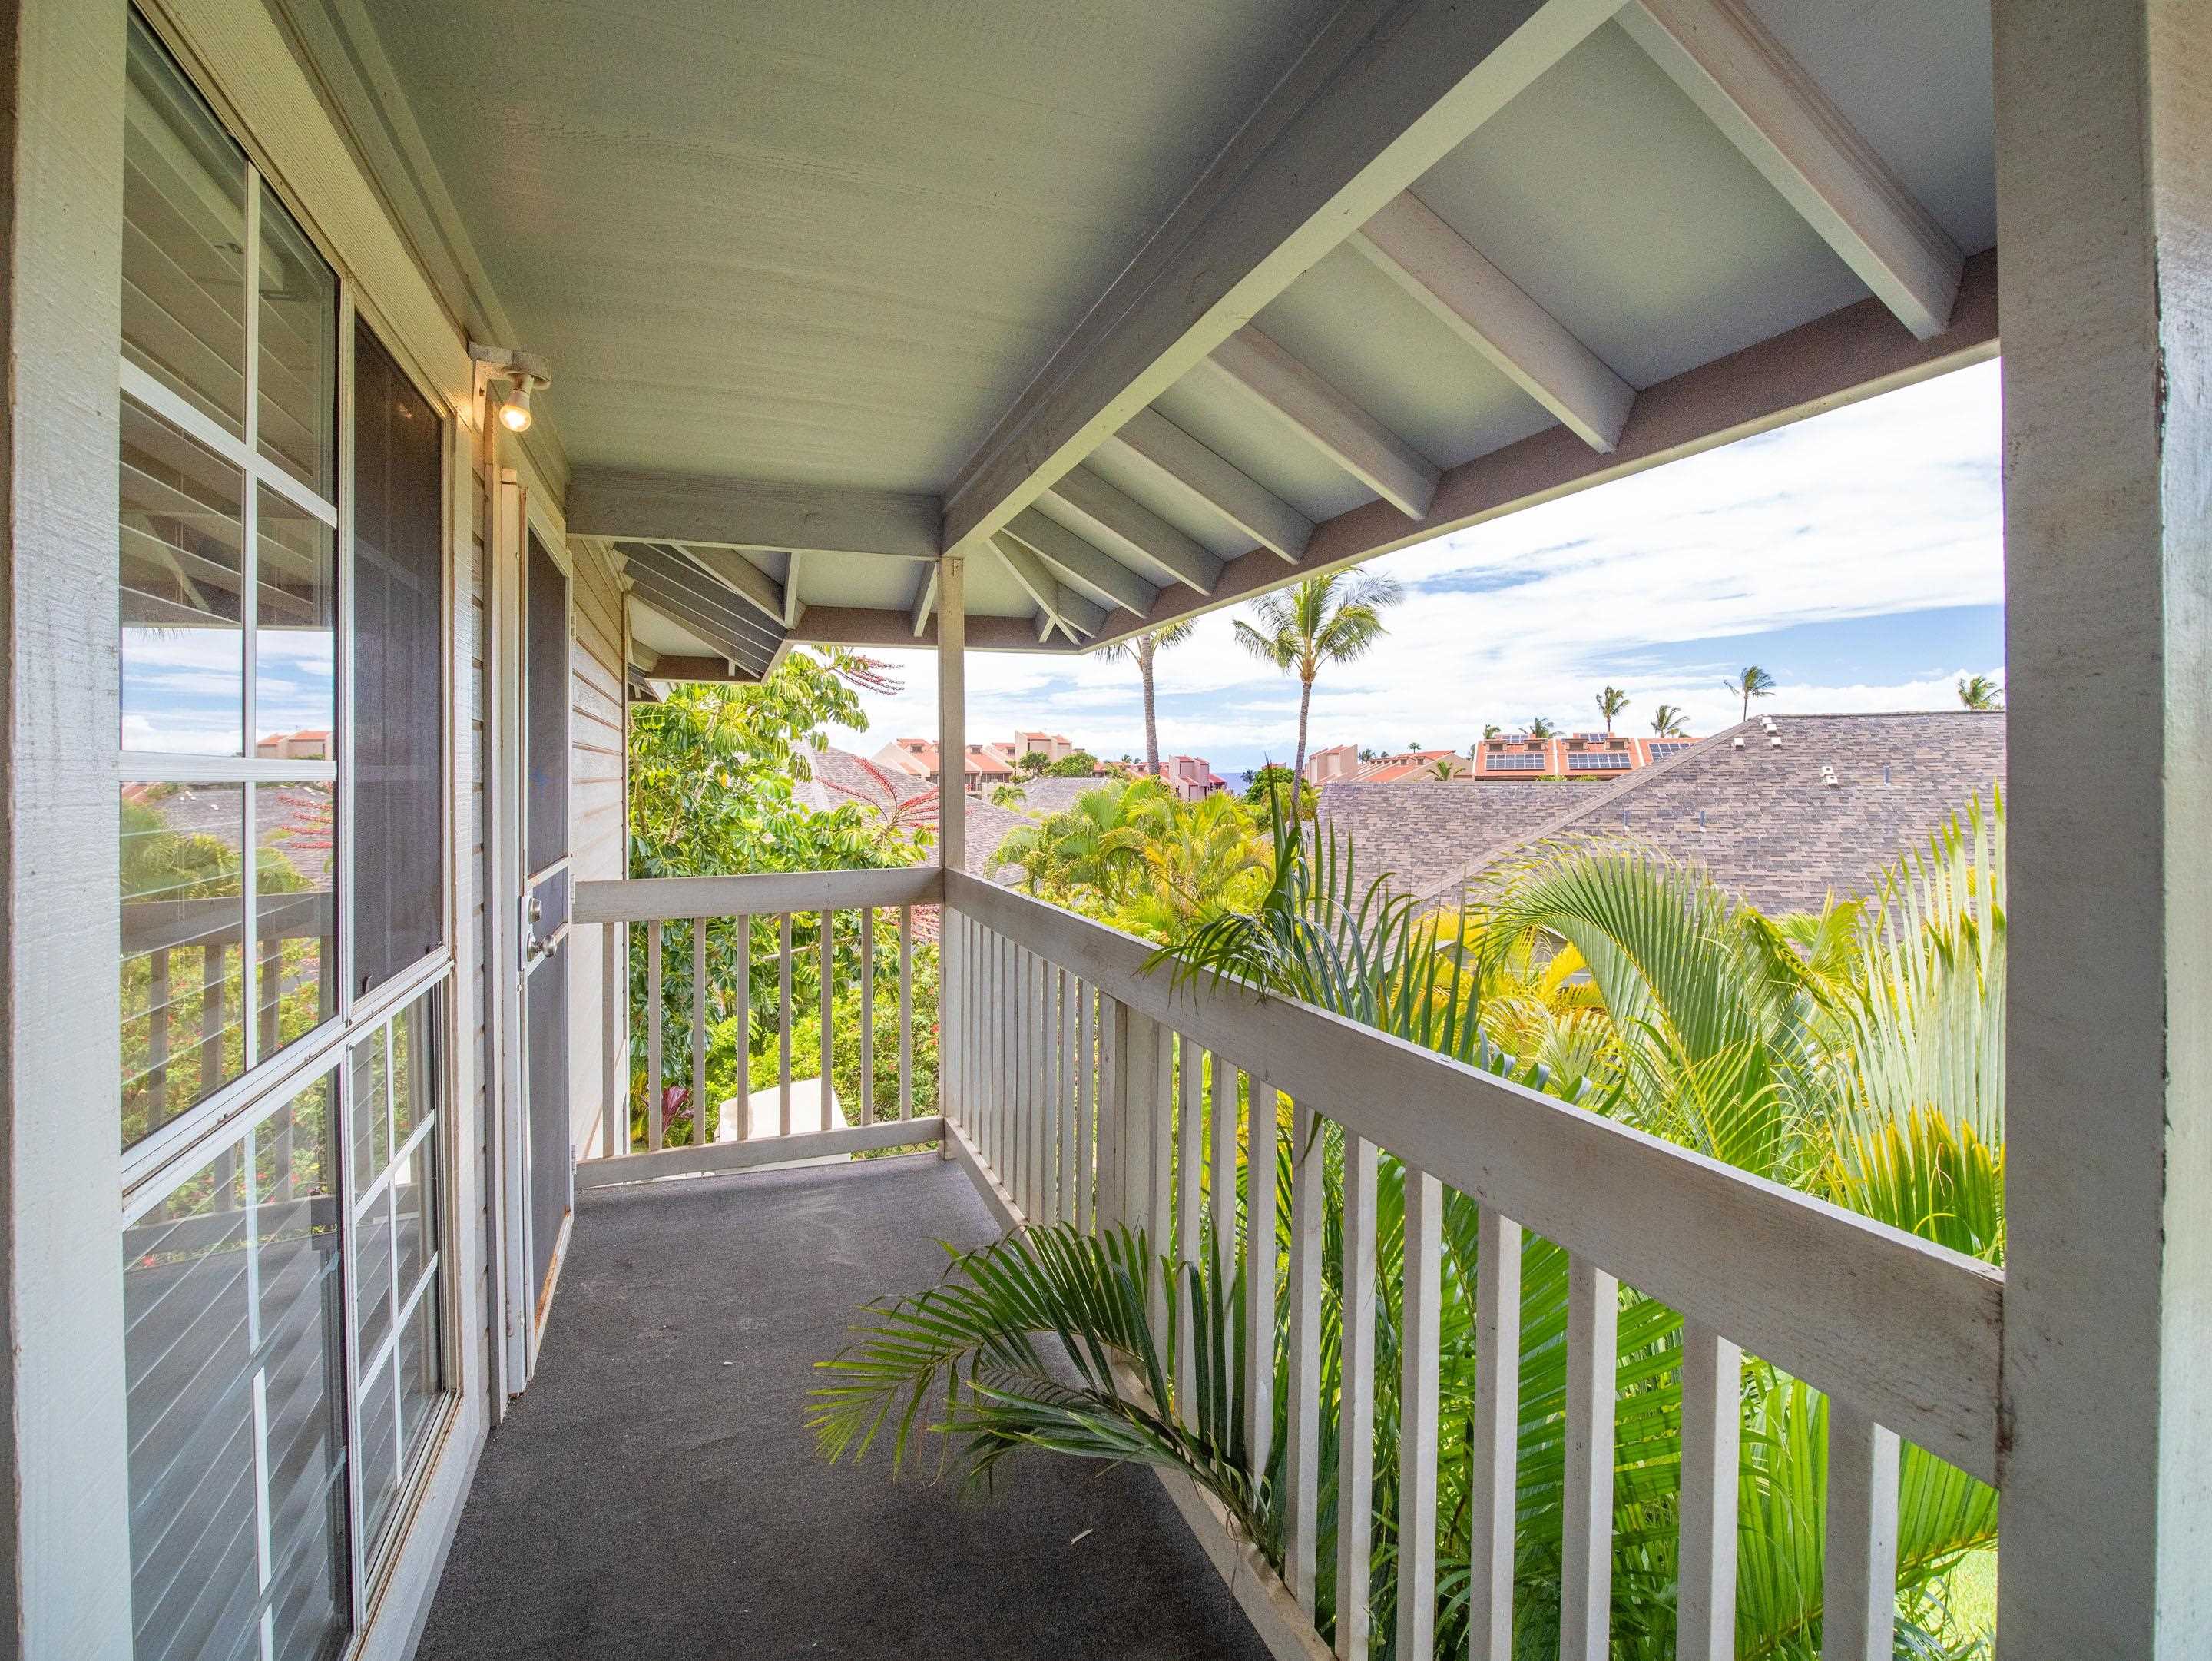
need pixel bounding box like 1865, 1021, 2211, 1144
989, 783, 1026, 807
1240, 763, 1316, 821
1651, 702, 1689, 736
1233, 572, 1402, 787
1957, 673, 2003, 710
624, 648, 931, 1143
1041, 749, 1101, 777
1097, 625, 1196, 777
1725, 664, 1778, 721
1595, 685, 1630, 734
1423, 758, 1457, 780
992, 777, 1177, 910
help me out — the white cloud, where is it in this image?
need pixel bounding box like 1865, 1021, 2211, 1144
826, 361, 2005, 772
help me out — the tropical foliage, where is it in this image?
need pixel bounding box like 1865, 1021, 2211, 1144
819, 787, 2008, 1657
1724, 665, 1779, 721
1098, 623, 1196, 777
1955, 675, 2002, 711
991, 777, 1270, 939
624, 649, 939, 1146
1651, 703, 1689, 737
1234, 571, 1403, 784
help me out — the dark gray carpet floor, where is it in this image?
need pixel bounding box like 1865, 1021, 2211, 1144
414, 1154, 1270, 1660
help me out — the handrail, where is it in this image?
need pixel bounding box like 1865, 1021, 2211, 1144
945, 870, 2002, 1486
573, 866, 942, 925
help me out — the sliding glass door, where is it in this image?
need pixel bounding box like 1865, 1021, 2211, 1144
115, 13, 457, 1658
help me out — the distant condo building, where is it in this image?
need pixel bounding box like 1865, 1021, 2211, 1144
1306, 731, 1699, 784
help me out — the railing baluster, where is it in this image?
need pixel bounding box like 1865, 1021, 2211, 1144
1208, 1049, 1236, 1285
859, 907, 875, 1126
1677, 1320, 1742, 1661
258, 935, 280, 1055
1468, 1207, 1522, 1657
601, 922, 624, 1156
1823, 1400, 1900, 1661
646, 923, 664, 1152
1175, 1038, 1204, 1427
690, 918, 708, 1145
1058, 967, 1076, 1223
1561, 1256, 1618, 1661
1040, 957, 1061, 1223
777, 913, 793, 1137
1075, 984, 1094, 1234
147, 947, 171, 1122
1097, 997, 1128, 1232
1396, 1165, 1443, 1661
732, 915, 750, 1140
1144, 1015, 1173, 1346
1243, 1073, 1277, 1483
1333, 1132, 1379, 1659
991, 931, 1007, 1169
1286, 1097, 1325, 1614
200, 942, 226, 1098
819, 911, 835, 1129
1017, 947, 1035, 1212
897, 904, 913, 1121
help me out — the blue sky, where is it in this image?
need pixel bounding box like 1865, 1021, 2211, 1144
830, 357, 2006, 778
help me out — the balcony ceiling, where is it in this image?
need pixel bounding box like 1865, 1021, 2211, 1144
316, 0, 2000, 671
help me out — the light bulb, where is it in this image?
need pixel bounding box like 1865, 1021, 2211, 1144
498, 381, 534, 433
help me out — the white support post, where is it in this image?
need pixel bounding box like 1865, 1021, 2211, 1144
1, 0, 137, 1649
1995, 4, 2212, 1656
933, 556, 964, 1160
934, 556, 965, 875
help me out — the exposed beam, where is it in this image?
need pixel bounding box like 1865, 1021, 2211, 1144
639, 655, 767, 686
619, 543, 786, 651
1102, 407, 1314, 561
569, 466, 941, 560
1042, 466, 1222, 593
619, 545, 786, 673
1349, 192, 1634, 450
992, 532, 1109, 641
625, 583, 767, 677
783, 550, 806, 629
618, 542, 784, 623
1092, 248, 1999, 650
942, 0, 1627, 552
910, 562, 939, 638
1205, 327, 1441, 518
1002, 508, 1159, 615
799, 606, 1075, 653
1619, 0, 1963, 340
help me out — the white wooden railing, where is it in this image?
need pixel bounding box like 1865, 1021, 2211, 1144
575, 866, 2005, 1659
572, 867, 945, 1187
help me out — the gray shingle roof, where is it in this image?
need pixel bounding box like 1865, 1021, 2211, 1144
1432, 711, 2008, 916
1316, 779, 1602, 899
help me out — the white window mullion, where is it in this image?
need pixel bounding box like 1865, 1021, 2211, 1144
337, 285, 357, 1017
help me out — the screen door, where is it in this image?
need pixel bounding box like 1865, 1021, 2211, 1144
518, 529, 572, 1331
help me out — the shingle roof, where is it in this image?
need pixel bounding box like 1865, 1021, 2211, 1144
1316, 778, 1598, 897
1000, 777, 1114, 817
1432, 711, 2008, 916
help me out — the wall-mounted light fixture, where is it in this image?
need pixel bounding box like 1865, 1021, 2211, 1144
468, 340, 553, 436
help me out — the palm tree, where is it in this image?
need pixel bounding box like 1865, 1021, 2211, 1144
1595, 685, 1630, 734
1957, 673, 2003, 710
1651, 702, 1688, 736
1424, 758, 1456, 781
1724, 665, 1778, 721
1528, 715, 1557, 738
1096, 622, 1196, 777
1482, 723, 1501, 742
1233, 572, 1402, 787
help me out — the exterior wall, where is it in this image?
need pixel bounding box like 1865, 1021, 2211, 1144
568, 539, 627, 1157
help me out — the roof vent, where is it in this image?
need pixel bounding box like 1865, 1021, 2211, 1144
1732, 734, 1747, 749
1820, 764, 1839, 788
1883, 764, 1892, 787
1698, 808, 1707, 829
1770, 734, 1783, 747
